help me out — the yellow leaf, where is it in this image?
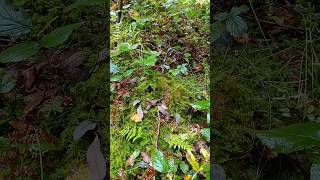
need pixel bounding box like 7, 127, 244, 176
186, 150, 200, 171
184, 175, 192, 180
200, 147, 210, 161
131, 113, 142, 123
128, 9, 140, 21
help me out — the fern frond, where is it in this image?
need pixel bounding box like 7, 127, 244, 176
120, 125, 143, 143
165, 133, 193, 151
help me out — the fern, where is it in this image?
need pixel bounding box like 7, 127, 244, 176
120, 125, 143, 143
165, 133, 193, 151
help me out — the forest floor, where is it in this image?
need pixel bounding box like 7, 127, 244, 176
213, 0, 320, 179
1, 0, 320, 179
0, 0, 107, 179
110, 0, 210, 179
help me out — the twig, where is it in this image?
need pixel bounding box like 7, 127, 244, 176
243, 15, 304, 32
156, 110, 161, 149
248, 0, 269, 48
117, 0, 123, 23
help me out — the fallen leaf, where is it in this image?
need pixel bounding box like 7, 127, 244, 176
9, 119, 28, 130
144, 167, 155, 180
23, 91, 45, 114
234, 33, 250, 43
141, 152, 151, 163
0, 68, 16, 93
126, 149, 140, 167
137, 104, 144, 120
86, 136, 106, 180
132, 99, 141, 107
126, 155, 135, 167
186, 150, 200, 171
131, 113, 142, 123
73, 120, 97, 141
158, 105, 170, 117
175, 113, 181, 124
20, 66, 36, 90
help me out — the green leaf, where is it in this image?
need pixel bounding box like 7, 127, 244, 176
213, 12, 229, 21
65, 0, 105, 11
179, 161, 189, 174
225, 15, 247, 37
311, 163, 320, 180
110, 61, 120, 74
143, 55, 157, 66
134, 55, 158, 66
118, 43, 131, 53
256, 122, 320, 153
201, 128, 210, 142
0, 42, 40, 63
230, 5, 249, 16
168, 159, 177, 173
110, 75, 122, 82
211, 21, 224, 41
123, 69, 134, 78
0, 68, 15, 93
40, 23, 82, 48
151, 149, 170, 173
191, 100, 210, 110
0, 0, 31, 37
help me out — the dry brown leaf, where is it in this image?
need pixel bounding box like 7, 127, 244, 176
158, 105, 170, 117
125, 155, 135, 167
23, 91, 45, 114
141, 152, 151, 163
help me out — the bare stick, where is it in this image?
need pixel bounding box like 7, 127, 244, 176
156, 110, 161, 149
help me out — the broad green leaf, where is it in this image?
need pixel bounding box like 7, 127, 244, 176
168, 159, 177, 173
0, 42, 40, 63
311, 163, 320, 180
191, 100, 210, 110
201, 128, 210, 142
179, 161, 189, 174
0, 0, 31, 37
143, 55, 157, 66
123, 69, 134, 78
169, 68, 180, 76
110, 75, 122, 82
118, 43, 131, 53
151, 149, 170, 173
0, 68, 15, 93
225, 16, 247, 37
213, 12, 229, 21
110, 61, 119, 74
256, 122, 320, 154
135, 55, 158, 66
230, 5, 249, 16
186, 150, 200, 171
201, 162, 210, 172
211, 21, 224, 41
65, 0, 105, 11
40, 23, 82, 48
